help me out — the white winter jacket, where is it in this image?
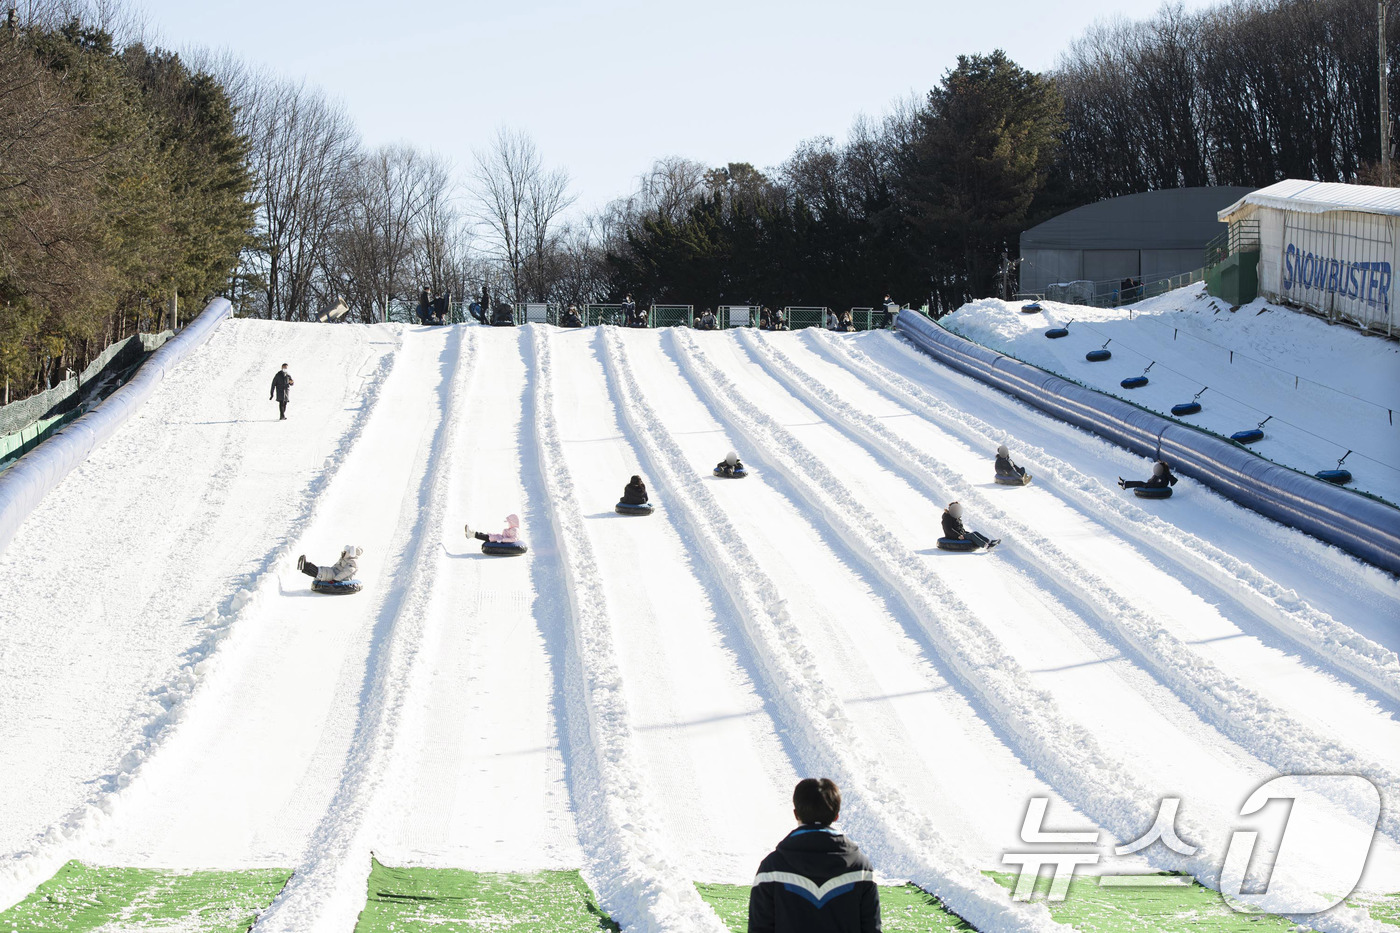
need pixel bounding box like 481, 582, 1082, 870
318, 546, 362, 582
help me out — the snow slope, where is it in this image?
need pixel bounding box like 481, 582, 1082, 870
942, 285, 1400, 504
0, 318, 1396, 931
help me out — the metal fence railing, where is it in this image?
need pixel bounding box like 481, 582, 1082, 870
650, 304, 693, 328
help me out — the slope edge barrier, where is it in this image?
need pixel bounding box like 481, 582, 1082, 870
0, 298, 233, 557
893, 310, 1400, 576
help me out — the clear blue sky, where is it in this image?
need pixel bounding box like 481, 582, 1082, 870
140, 0, 1212, 216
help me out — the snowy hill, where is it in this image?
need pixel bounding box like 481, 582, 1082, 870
941, 285, 1400, 505
0, 319, 1397, 932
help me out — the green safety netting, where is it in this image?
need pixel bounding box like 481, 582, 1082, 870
353, 859, 618, 932
0, 861, 290, 932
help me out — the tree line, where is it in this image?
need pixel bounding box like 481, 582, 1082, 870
0, 0, 1390, 404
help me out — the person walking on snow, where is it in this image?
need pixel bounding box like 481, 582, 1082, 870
620, 475, 649, 505
994, 444, 1026, 479
465, 514, 520, 544
270, 363, 294, 420
298, 545, 361, 582
942, 501, 999, 549
748, 778, 880, 933
1119, 460, 1177, 491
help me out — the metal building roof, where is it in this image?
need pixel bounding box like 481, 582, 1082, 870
1020, 187, 1256, 251
1218, 179, 1400, 220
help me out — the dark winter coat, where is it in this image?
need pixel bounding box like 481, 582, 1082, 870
748, 825, 880, 933
1146, 467, 1179, 488
995, 454, 1021, 477
715, 459, 742, 476
941, 510, 968, 540
621, 479, 649, 505
271, 370, 293, 402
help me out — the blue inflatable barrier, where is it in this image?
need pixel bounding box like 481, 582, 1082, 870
616, 501, 655, 516
1021, 302, 1043, 313
1045, 327, 1070, 339
1171, 402, 1202, 416
713, 466, 748, 478
1133, 486, 1173, 500
312, 579, 363, 595
482, 541, 528, 556
936, 537, 981, 552
995, 472, 1032, 486
893, 310, 1400, 577
1316, 470, 1353, 486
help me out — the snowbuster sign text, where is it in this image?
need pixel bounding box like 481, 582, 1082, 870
1281, 243, 1391, 317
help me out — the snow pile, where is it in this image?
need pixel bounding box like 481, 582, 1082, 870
942, 285, 1400, 504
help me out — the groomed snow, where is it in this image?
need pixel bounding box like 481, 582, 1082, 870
0, 318, 1396, 931
942, 285, 1400, 505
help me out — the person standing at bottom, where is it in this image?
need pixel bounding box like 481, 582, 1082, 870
270, 363, 294, 420
748, 778, 880, 933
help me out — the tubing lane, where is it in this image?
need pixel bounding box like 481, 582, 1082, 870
255, 326, 474, 933
523, 326, 728, 933
739, 327, 1400, 845
810, 329, 1400, 709
597, 328, 1063, 933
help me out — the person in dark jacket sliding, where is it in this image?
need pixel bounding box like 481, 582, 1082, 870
941, 501, 998, 549
748, 778, 880, 933
270, 363, 294, 420
620, 475, 649, 505
994, 444, 1026, 479
1119, 460, 1177, 490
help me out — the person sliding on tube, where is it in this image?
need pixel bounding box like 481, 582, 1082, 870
620, 475, 649, 506
465, 514, 520, 544
941, 502, 999, 549
994, 444, 1026, 480
298, 545, 362, 582
1119, 460, 1177, 491
715, 450, 743, 477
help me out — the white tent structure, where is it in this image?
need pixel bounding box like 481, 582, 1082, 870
1219, 179, 1398, 336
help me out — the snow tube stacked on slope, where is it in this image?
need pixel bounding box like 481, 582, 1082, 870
0, 298, 233, 557
894, 310, 1400, 576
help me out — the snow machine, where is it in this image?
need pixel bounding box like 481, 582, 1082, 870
1132, 486, 1173, 500
995, 472, 1032, 486
713, 466, 748, 478
1044, 327, 1070, 339
936, 537, 982, 552
1020, 302, 1043, 313
482, 541, 529, 556
616, 501, 655, 516
312, 579, 363, 595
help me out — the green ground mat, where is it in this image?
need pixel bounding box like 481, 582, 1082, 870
1350, 892, 1400, 927
353, 859, 618, 932
696, 881, 974, 932
0, 861, 291, 932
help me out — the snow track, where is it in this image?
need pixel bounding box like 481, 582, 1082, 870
2, 320, 1396, 931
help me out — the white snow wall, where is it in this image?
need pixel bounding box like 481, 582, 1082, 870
0, 298, 233, 557
893, 310, 1400, 576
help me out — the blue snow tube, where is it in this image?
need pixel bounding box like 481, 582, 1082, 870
1231, 428, 1265, 445
1045, 327, 1069, 339
1315, 469, 1353, 486
616, 501, 655, 516
713, 466, 748, 478
312, 579, 363, 595
995, 473, 1032, 486
1085, 349, 1112, 362
1021, 302, 1043, 313
1171, 402, 1202, 416
1120, 375, 1149, 389
936, 537, 981, 552
1133, 486, 1173, 500
482, 541, 529, 556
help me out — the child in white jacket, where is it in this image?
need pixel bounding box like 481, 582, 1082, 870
298, 545, 362, 582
